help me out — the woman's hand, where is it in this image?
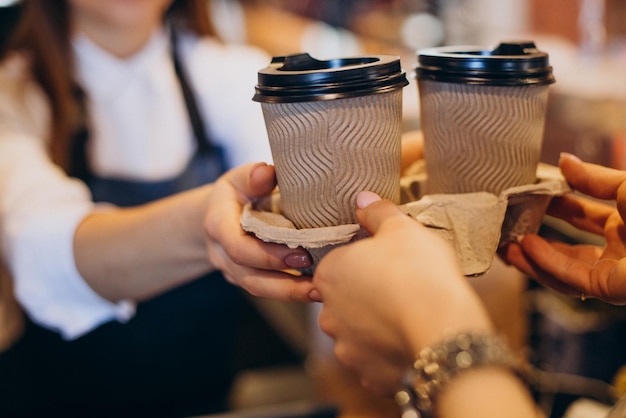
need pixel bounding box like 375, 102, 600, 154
501, 153, 626, 305
313, 192, 492, 394
204, 162, 319, 303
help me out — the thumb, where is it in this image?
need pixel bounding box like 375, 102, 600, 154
355, 191, 408, 235
223, 162, 277, 202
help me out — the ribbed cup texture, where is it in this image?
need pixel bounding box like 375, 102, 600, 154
261, 90, 403, 229
418, 80, 550, 195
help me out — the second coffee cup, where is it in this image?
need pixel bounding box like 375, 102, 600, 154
253, 53, 409, 229
416, 41, 555, 195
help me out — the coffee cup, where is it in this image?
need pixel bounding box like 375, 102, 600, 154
253, 53, 409, 229
415, 41, 555, 195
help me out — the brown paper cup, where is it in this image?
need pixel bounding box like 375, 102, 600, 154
261, 90, 403, 228
419, 80, 550, 195
254, 53, 408, 229
415, 41, 555, 195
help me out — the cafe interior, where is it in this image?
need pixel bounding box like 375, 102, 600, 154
0, 0, 625, 417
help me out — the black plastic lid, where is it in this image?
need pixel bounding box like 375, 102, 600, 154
416, 41, 555, 86
253, 53, 409, 103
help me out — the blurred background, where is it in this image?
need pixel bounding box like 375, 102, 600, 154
1, 1, 625, 417
4, 0, 623, 168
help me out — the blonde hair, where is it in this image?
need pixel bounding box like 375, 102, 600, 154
3, 0, 215, 171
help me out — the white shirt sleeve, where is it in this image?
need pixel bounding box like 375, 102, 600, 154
0, 59, 134, 340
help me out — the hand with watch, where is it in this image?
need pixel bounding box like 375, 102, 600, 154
312, 191, 536, 418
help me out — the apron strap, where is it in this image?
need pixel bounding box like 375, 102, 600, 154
169, 27, 215, 156
68, 85, 91, 180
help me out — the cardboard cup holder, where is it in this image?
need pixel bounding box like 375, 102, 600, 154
241, 163, 570, 277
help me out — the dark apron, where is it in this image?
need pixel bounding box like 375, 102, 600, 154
0, 32, 246, 418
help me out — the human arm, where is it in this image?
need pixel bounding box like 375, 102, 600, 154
501, 153, 626, 305
75, 162, 315, 303
1, 133, 315, 338
313, 192, 537, 417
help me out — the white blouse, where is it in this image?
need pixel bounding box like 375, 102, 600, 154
0, 29, 272, 339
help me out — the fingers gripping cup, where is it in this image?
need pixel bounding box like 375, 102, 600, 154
416, 41, 555, 195
253, 53, 409, 229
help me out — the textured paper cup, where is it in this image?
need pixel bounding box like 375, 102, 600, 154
254, 53, 408, 229
416, 42, 555, 195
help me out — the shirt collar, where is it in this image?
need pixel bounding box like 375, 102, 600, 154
72, 28, 171, 100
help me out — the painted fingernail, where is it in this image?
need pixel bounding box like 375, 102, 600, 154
559, 152, 582, 163
308, 289, 322, 302
356, 191, 381, 209
285, 253, 311, 268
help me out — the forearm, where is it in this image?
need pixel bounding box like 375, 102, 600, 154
74, 184, 213, 302
437, 367, 539, 418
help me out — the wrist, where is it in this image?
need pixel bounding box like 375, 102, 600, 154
400, 286, 493, 355
396, 331, 528, 417
165, 184, 214, 273
188, 184, 214, 256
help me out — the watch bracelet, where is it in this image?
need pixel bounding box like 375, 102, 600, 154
395, 332, 527, 417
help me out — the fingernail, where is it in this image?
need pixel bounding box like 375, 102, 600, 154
285, 253, 311, 268
356, 191, 381, 209
308, 289, 322, 302
559, 152, 582, 164
250, 162, 268, 177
